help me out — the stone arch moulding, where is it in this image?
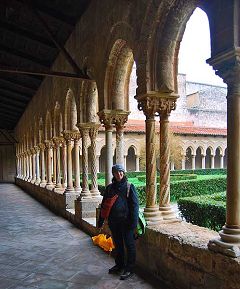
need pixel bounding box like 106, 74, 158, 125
53, 102, 63, 137
45, 111, 53, 141
151, 1, 197, 93
64, 88, 78, 131
100, 21, 135, 112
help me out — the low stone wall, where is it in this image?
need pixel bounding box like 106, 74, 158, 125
16, 178, 240, 289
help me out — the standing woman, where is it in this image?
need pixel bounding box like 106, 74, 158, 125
98, 164, 139, 280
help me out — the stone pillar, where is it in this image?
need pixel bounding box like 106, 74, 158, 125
89, 124, 102, 199
157, 93, 178, 221
63, 130, 80, 209
39, 143, 46, 187
114, 111, 130, 166
34, 146, 41, 185
98, 110, 114, 186
170, 162, 175, 171
53, 137, 64, 192
208, 50, 240, 257
211, 154, 215, 169
73, 133, 81, 194
61, 140, 67, 189
181, 155, 186, 170
191, 155, 196, 170
220, 154, 224, 169
31, 148, 36, 183
136, 155, 140, 172
23, 152, 28, 180
52, 145, 57, 185
135, 92, 162, 225
45, 140, 54, 190
201, 154, 206, 169
27, 150, 32, 181
96, 155, 100, 173
77, 125, 91, 198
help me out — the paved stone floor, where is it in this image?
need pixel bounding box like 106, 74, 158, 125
0, 184, 169, 289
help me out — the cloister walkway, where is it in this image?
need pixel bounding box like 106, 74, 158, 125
0, 184, 170, 289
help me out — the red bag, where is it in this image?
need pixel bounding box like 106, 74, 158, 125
100, 194, 118, 219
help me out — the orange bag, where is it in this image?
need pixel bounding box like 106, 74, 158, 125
92, 234, 115, 252
100, 195, 118, 219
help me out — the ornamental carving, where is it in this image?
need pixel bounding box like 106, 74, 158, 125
52, 136, 65, 146
44, 140, 54, 149
62, 130, 80, 141
97, 109, 130, 129
135, 92, 178, 117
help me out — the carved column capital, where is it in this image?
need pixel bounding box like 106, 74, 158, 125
62, 130, 80, 141
135, 91, 178, 117
38, 143, 45, 150
52, 136, 65, 147
76, 123, 90, 139
44, 140, 54, 149
97, 109, 130, 130
89, 123, 101, 140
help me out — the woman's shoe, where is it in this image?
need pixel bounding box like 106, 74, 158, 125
120, 270, 134, 280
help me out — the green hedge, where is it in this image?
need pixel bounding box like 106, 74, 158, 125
137, 174, 197, 183
177, 192, 226, 231
170, 168, 226, 175
170, 175, 226, 201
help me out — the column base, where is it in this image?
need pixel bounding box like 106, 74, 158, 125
144, 206, 163, 226
46, 183, 54, 190
90, 188, 102, 199
30, 179, 36, 184
208, 226, 240, 257
159, 205, 178, 220
39, 181, 47, 188
79, 189, 92, 199
54, 187, 65, 194
75, 198, 102, 219
64, 192, 80, 209
34, 179, 41, 185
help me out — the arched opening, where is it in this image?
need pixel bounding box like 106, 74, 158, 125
126, 146, 136, 172
205, 147, 212, 169
99, 146, 106, 172
195, 147, 202, 169
215, 147, 221, 168
185, 147, 192, 169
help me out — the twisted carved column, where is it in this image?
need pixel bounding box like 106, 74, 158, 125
135, 93, 162, 225
39, 143, 46, 187
98, 110, 114, 186
89, 124, 101, 198
157, 94, 178, 220
77, 125, 91, 198
114, 111, 130, 166
208, 54, 240, 257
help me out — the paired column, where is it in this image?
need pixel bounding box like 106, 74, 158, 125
45, 140, 54, 189
157, 94, 178, 220
89, 124, 101, 198
191, 154, 196, 170
53, 137, 64, 192
201, 154, 206, 169
63, 131, 75, 193
31, 148, 36, 183
34, 146, 41, 185
39, 143, 46, 187
77, 125, 91, 198
135, 93, 162, 225
73, 133, 81, 194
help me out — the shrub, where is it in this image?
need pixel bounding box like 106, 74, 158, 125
178, 192, 226, 231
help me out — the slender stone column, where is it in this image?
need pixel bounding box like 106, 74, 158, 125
45, 140, 54, 189
73, 133, 81, 194
61, 140, 67, 188
210, 154, 215, 169
220, 155, 224, 169
24, 152, 28, 180
98, 110, 114, 186
31, 148, 36, 183
96, 155, 100, 173
34, 146, 41, 185
159, 109, 177, 220
136, 92, 167, 225
27, 150, 32, 181
136, 155, 140, 172
114, 111, 130, 166
201, 154, 206, 169
52, 146, 57, 185
63, 132, 75, 193
39, 143, 46, 187
181, 155, 186, 170
53, 137, 64, 192
208, 51, 240, 257
191, 154, 196, 170
77, 125, 91, 198
89, 124, 102, 198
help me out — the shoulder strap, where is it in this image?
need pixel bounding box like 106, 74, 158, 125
127, 182, 131, 198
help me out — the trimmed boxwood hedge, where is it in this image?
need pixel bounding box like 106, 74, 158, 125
177, 192, 226, 231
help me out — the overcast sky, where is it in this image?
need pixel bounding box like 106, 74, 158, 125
178, 8, 226, 87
